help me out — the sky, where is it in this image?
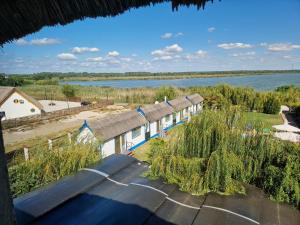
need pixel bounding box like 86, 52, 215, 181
1, 0, 300, 74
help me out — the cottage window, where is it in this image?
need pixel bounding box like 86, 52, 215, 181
165, 115, 170, 122
30, 108, 35, 113
20, 99, 24, 104
13, 99, 19, 103
132, 127, 141, 139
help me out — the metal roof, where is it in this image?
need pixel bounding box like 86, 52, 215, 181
14, 154, 300, 225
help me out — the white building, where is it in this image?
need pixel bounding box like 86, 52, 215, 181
77, 110, 147, 157
168, 97, 193, 124
139, 101, 174, 138
0, 86, 43, 120
186, 94, 204, 114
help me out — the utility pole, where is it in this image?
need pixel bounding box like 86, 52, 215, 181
0, 112, 16, 225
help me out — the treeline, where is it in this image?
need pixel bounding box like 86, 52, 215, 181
148, 109, 300, 209
7, 69, 300, 80
0, 74, 25, 86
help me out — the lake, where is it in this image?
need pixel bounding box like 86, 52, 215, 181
62, 73, 300, 90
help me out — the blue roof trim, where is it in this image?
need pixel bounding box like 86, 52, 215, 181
136, 106, 146, 117
79, 120, 93, 133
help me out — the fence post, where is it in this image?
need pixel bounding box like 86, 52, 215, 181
68, 133, 72, 144
48, 139, 53, 150
24, 147, 29, 161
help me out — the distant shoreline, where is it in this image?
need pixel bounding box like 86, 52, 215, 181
61, 71, 300, 81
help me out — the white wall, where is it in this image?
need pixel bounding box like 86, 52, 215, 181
101, 139, 115, 157
150, 122, 158, 137
124, 125, 146, 150
162, 114, 173, 129
176, 112, 181, 123
1, 92, 41, 119
183, 108, 189, 118
77, 127, 115, 158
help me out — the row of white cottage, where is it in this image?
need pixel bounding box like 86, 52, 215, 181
77, 94, 204, 157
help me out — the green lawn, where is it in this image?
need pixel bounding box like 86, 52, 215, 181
133, 141, 152, 163
244, 112, 282, 129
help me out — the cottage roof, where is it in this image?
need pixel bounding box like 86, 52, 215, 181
168, 97, 192, 112
186, 94, 204, 105
0, 0, 212, 45
140, 102, 174, 122
87, 110, 147, 141
0, 86, 43, 110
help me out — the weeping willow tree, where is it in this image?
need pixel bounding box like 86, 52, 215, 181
148, 108, 300, 208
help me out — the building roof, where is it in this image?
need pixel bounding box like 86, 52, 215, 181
168, 97, 192, 112
0, 86, 43, 110
0, 0, 212, 45
14, 154, 300, 225
186, 94, 204, 105
140, 102, 174, 122
87, 110, 147, 141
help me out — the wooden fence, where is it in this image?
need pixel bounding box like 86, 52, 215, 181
2, 100, 113, 130
6, 131, 77, 165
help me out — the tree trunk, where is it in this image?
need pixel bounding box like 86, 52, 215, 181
0, 113, 16, 225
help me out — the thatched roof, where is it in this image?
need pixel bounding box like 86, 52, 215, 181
87, 110, 147, 141
140, 102, 174, 122
168, 97, 192, 112
0, 0, 212, 45
0, 86, 43, 110
186, 93, 204, 104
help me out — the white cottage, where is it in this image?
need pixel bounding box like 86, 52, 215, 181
0, 86, 43, 120
139, 101, 174, 139
77, 110, 148, 157
168, 97, 193, 124
186, 94, 204, 114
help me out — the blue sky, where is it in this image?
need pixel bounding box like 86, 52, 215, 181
1, 0, 300, 74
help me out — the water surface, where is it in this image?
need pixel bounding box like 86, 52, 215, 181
62, 73, 300, 90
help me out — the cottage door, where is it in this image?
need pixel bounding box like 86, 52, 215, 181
115, 136, 121, 154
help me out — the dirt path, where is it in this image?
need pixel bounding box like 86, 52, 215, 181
3, 105, 131, 148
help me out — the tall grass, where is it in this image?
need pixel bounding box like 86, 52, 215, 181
9, 139, 101, 198
148, 108, 300, 208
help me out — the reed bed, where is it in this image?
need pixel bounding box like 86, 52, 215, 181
148, 108, 300, 208
8, 138, 101, 198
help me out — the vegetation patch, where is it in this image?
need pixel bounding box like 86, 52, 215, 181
9, 139, 101, 198
147, 108, 300, 209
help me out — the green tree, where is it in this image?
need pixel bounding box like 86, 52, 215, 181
263, 95, 281, 114
62, 85, 76, 98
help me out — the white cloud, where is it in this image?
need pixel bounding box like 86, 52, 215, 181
107, 51, 120, 57
72, 47, 99, 54
86, 57, 103, 62
151, 44, 183, 57
16, 38, 60, 46
153, 56, 173, 61
196, 50, 208, 57
57, 53, 77, 61
15, 38, 28, 45
175, 32, 184, 37
31, 38, 60, 45
208, 27, 216, 32
266, 43, 300, 51
121, 57, 132, 62
161, 33, 173, 39
231, 51, 256, 57
218, 42, 253, 49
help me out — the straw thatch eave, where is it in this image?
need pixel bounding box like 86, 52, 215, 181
0, 0, 213, 45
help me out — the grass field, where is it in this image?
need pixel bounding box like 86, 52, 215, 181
244, 112, 282, 129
